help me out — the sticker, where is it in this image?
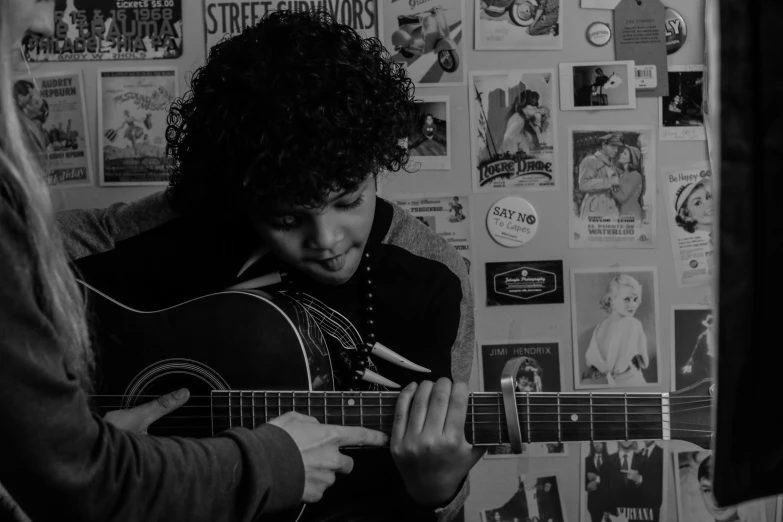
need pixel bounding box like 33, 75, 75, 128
586, 22, 612, 46
485, 260, 564, 306
665, 7, 687, 54
486, 196, 538, 247
634, 65, 658, 89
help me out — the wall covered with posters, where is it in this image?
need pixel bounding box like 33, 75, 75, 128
18, 0, 778, 521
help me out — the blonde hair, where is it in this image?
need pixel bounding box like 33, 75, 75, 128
599, 274, 643, 313
0, 6, 93, 386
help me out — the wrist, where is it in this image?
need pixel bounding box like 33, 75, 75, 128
406, 479, 463, 510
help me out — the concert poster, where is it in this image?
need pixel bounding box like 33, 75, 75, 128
474, 0, 562, 51
408, 95, 451, 171
568, 126, 656, 249
469, 69, 557, 192
204, 0, 379, 53
97, 67, 178, 185
391, 195, 472, 274
571, 267, 660, 389
485, 260, 564, 306
671, 305, 714, 392
675, 450, 767, 522
580, 441, 667, 522
13, 70, 93, 187
22, 0, 182, 62
659, 65, 706, 141
663, 164, 714, 287
479, 474, 565, 522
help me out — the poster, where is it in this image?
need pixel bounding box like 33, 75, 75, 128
13, 71, 93, 187
675, 451, 767, 522
23, 0, 183, 62
469, 69, 557, 192
671, 305, 714, 392
663, 164, 714, 287
480, 474, 565, 522
379, 0, 466, 87
97, 67, 178, 185
659, 65, 706, 141
485, 260, 564, 306
392, 195, 472, 273
568, 126, 656, 248
479, 341, 561, 392
558, 61, 636, 111
581, 441, 667, 522
408, 95, 451, 170
475, 0, 562, 51
571, 266, 660, 389
203, 0, 379, 53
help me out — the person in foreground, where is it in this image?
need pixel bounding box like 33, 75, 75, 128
57, 7, 481, 522
0, 1, 391, 521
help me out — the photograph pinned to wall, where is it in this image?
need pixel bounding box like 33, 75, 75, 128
97, 67, 178, 186
478, 340, 561, 392
581, 441, 667, 522
571, 266, 660, 389
485, 260, 564, 306
469, 69, 557, 192
22, 0, 183, 62
675, 450, 767, 522
379, 0, 466, 87
391, 195, 472, 273
663, 164, 714, 287
13, 71, 93, 188
559, 61, 636, 111
406, 95, 451, 170
204, 0, 379, 53
671, 305, 715, 393
475, 0, 562, 51
479, 474, 565, 522
660, 65, 706, 141
568, 126, 656, 248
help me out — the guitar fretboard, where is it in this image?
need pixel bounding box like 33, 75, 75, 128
210, 390, 667, 445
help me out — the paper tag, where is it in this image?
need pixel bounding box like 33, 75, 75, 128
614, 0, 669, 97
634, 65, 657, 88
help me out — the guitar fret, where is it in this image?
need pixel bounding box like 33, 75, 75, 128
252, 392, 256, 429
470, 395, 476, 445
264, 393, 268, 425
359, 392, 364, 428
278, 392, 282, 419
341, 395, 346, 426
556, 394, 561, 442
525, 393, 531, 443
211, 393, 215, 436
497, 395, 502, 444
229, 392, 233, 429
624, 393, 629, 440
307, 393, 311, 418
240, 391, 244, 428
589, 393, 594, 441
323, 394, 328, 424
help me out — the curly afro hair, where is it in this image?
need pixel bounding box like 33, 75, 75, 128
166, 9, 420, 217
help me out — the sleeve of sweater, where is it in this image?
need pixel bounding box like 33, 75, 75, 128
56, 190, 178, 261
0, 204, 304, 522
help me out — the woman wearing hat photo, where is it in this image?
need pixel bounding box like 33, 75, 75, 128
612, 145, 645, 221
674, 176, 714, 240
577, 132, 623, 219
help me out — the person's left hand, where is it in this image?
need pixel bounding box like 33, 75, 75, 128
391, 378, 486, 509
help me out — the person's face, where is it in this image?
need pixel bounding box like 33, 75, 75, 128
602, 142, 618, 158
494, 512, 502, 521
425, 115, 433, 124
544, 482, 551, 493
250, 176, 376, 286
645, 440, 655, 447
592, 441, 604, 452
516, 376, 535, 392
596, 69, 603, 75
23, 89, 44, 118
618, 440, 635, 451
700, 478, 738, 521
611, 284, 640, 317
618, 148, 631, 165
685, 182, 714, 226
8, 0, 55, 44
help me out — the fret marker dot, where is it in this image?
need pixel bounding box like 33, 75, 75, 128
347, 399, 355, 406
571, 414, 579, 422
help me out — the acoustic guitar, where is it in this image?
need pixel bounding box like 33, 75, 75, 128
80, 281, 713, 522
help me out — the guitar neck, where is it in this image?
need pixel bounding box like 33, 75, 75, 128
210, 390, 667, 445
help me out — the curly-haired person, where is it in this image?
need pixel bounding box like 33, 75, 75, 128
57, 8, 480, 522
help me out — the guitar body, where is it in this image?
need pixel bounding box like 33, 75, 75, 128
80, 282, 334, 522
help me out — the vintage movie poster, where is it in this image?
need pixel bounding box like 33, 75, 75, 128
203, 0, 378, 53
659, 65, 706, 141
408, 95, 451, 170
675, 451, 767, 522
97, 67, 178, 185
480, 474, 565, 522
13, 71, 93, 187
379, 0, 466, 87
485, 260, 564, 306
568, 126, 656, 248
581, 441, 667, 522
671, 305, 714, 392
391, 195, 472, 273
469, 69, 557, 192
559, 61, 636, 111
23, 0, 183, 62
571, 266, 660, 389
475, 0, 562, 51
663, 164, 714, 287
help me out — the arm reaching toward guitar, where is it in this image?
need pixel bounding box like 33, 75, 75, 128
103, 388, 191, 435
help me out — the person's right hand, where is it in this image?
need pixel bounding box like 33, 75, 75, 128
268, 412, 388, 503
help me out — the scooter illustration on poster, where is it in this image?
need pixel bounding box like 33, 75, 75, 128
391, 6, 460, 73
